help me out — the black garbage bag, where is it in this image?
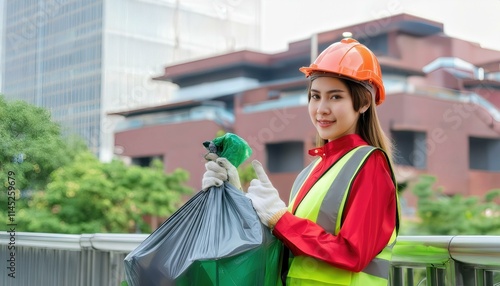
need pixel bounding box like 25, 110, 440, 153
124, 133, 281, 286
124, 183, 282, 286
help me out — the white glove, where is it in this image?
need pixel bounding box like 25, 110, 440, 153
201, 154, 242, 191
246, 160, 287, 228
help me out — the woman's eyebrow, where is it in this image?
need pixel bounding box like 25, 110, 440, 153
310, 88, 346, 93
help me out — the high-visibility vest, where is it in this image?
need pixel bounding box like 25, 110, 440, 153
285, 146, 400, 286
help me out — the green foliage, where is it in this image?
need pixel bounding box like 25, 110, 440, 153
238, 162, 256, 188
0, 95, 83, 191
0, 95, 86, 230
0, 95, 193, 233
411, 175, 500, 235
15, 153, 193, 234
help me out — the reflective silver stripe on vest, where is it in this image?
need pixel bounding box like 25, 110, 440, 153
316, 146, 375, 233
289, 159, 318, 201
363, 257, 390, 279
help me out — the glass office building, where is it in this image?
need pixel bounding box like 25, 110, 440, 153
1, 0, 261, 160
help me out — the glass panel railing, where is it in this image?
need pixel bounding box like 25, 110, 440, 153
242, 93, 308, 113
394, 85, 500, 124
469, 93, 500, 122
114, 106, 235, 132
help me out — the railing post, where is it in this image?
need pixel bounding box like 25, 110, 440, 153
484, 270, 494, 286
475, 269, 485, 286
443, 258, 457, 285
456, 262, 477, 286
425, 266, 436, 286
406, 268, 414, 286
392, 266, 403, 286
436, 268, 446, 285
79, 234, 93, 286
424, 267, 450, 286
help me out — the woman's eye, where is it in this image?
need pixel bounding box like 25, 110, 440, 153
311, 94, 320, 99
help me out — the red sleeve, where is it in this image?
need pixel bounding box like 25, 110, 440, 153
272, 150, 397, 272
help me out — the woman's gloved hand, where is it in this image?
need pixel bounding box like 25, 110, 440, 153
246, 160, 287, 228
201, 153, 242, 191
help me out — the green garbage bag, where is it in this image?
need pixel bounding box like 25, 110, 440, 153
124, 133, 282, 286
202, 132, 253, 168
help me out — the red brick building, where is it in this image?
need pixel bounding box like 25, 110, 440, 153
111, 14, 500, 215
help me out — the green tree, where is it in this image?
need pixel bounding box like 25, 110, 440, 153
0, 95, 195, 233
411, 175, 500, 235
16, 152, 193, 233
0, 95, 86, 230
0, 95, 84, 191
238, 162, 256, 190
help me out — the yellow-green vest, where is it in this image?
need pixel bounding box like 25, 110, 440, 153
285, 146, 399, 286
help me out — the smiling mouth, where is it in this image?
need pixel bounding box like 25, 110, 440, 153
317, 120, 336, 127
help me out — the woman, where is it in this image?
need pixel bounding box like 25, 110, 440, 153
203, 35, 400, 286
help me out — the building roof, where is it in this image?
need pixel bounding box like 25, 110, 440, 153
153, 13, 440, 85
152, 50, 272, 83
286, 13, 443, 50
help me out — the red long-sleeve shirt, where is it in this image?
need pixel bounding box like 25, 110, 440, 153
273, 134, 397, 272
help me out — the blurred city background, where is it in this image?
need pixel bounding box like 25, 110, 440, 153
0, 0, 500, 284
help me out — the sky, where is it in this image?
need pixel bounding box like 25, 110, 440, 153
1, 0, 499, 91
260, 0, 500, 53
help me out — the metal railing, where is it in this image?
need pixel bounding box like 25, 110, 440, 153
1, 232, 499, 286
391, 236, 500, 286
0, 232, 147, 286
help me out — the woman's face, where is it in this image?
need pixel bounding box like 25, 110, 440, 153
308, 77, 360, 142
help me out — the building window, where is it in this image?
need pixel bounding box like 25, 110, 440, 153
266, 141, 304, 173
392, 130, 427, 169
132, 155, 163, 167
469, 137, 500, 171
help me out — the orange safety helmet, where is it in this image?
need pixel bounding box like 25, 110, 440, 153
299, 36, 386, 105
